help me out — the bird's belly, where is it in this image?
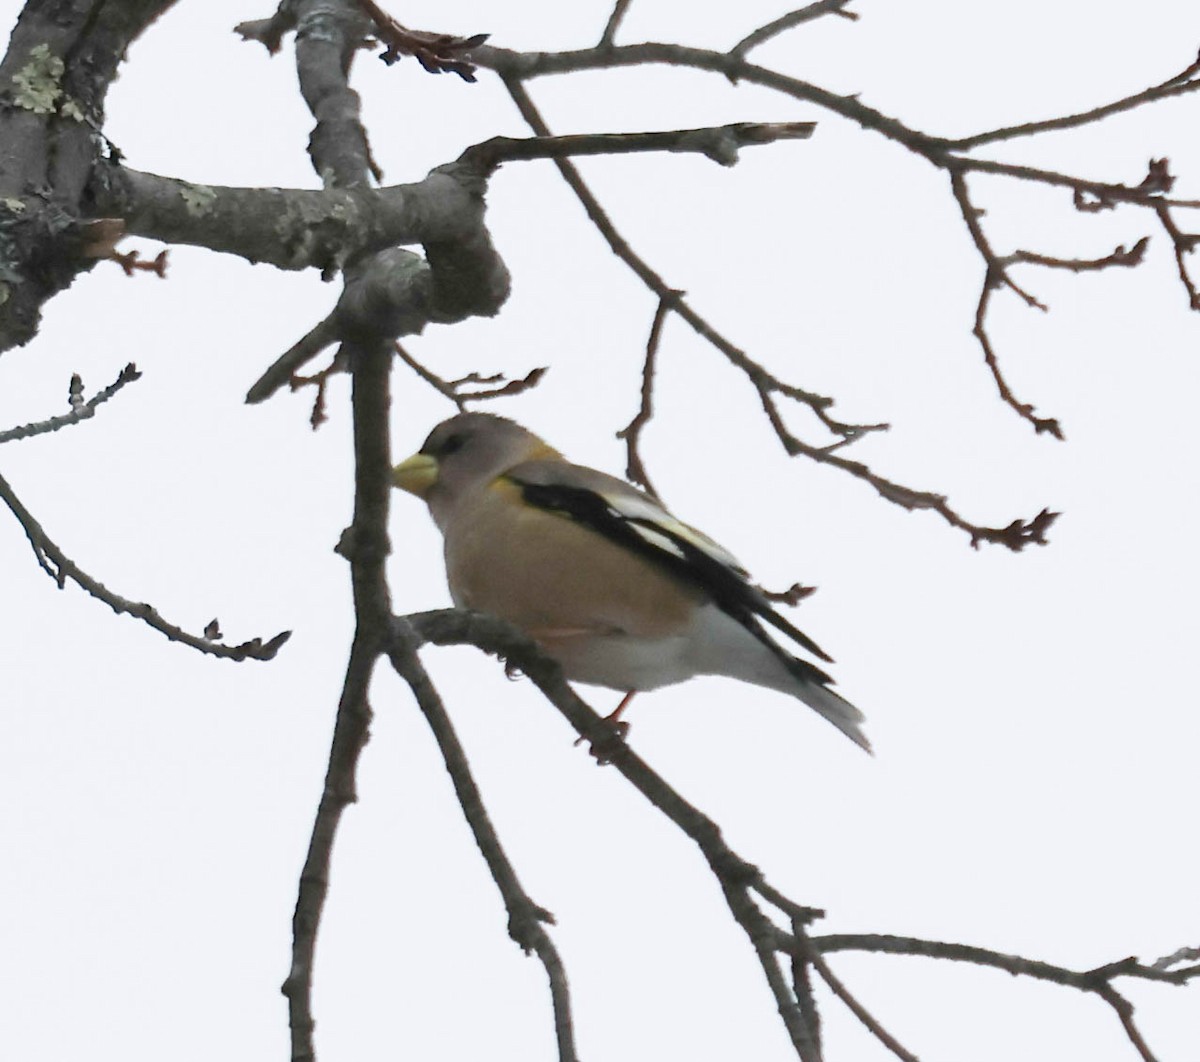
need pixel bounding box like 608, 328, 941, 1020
545, 631, 697, 692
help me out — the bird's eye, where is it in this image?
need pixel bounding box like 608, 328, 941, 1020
439, 433, 466, 456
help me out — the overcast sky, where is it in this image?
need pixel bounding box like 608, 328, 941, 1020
2, 2, 1198, 1060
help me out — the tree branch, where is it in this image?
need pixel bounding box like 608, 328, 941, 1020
0, 0, 177, 352
0, 363, 141, 444
599, 0, 633, 48
403, 608, 834, 1060
0, 468, 290, 660
387, 619, 578, 1061
813, 934, 1200, 1062
730, 2, 859, 59
394, 341, 546, 411
278, 7, 396, 1060
477, 40, 1200, 449
459, 122, 815, 172
950, 49, 1200, 151
615, 293, 675, 498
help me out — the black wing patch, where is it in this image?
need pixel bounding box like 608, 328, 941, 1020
513, 478, 835, 678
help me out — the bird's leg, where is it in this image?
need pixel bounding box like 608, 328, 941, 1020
604, 690, 636, 734
574, 690, 635, 751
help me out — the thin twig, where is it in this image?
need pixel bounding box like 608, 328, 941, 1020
972, 279, 1063, 438
789, 922, 824, 1062
598, 0, 632, 48
1152, 200, 1200, 309
812, 935, 1200, 988
731, 2, 858, 58
395, 341, 546, 410
354, 0, 488, 80
951, 49, 1200, 151
1007, 237, 1150, 273
0, 363, 142, 444
1153, 945, 1200, 971
0, 469, 289, 660
615, 293, 677, 498
290, 349, 351, 429
948, 170, 1064, 438
806, 949, 920, 1062
813, 934, 1200, 1062
761, 403, 1060, 550
1095, 985, 1158, 1062
388, 620, 579, 1062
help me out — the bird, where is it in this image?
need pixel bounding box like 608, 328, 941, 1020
392, 412, 870, 752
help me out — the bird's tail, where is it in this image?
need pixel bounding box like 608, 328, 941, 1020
788, 663, 872, 754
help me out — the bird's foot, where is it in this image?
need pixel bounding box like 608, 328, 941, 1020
574, 691, 636, 762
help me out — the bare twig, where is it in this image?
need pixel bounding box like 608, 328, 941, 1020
598, 0, 633, 48
404, 608, 828, 1061
0, 469, 290, 660
290, 348, 351, 429
354, 0, 488, 81
1152, 200, 1200, 309
506, 85, 1038, 559
458, 121, 817, 174
1007, 237, 1150, 273
948, 170, 1064, 438
731, 2, 859, 59
813, 934, 1200, 1062
388, 620, 578, 1062
806, 947, 920, 1062
759, 582, 818, 606
615, 293, 677, 497
789, 922, 824, 1062
973, 279, 1063, 438
476, 40, 1200, 460
951, 49, 1200, 151
106, 247, 169, 277
813, 935, 1200, 989
763, 409, 1060, 550
395, 341, 546, 410
1153, 945, 1200, 971
0, 363, 142, 444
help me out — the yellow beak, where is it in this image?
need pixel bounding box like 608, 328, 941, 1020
392, 452, 439, 498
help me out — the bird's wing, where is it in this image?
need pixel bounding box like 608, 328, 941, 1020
505, 460, 834, 667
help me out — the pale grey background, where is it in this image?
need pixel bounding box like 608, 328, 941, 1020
1, 2, 1197, 1059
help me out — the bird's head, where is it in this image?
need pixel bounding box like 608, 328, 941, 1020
393, 412, 560, 528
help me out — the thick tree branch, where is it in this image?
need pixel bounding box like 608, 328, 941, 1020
0, 0, 177, 352
280, 7, 396, 1061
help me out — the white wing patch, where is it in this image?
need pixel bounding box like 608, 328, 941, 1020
597, 489, 748, 574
